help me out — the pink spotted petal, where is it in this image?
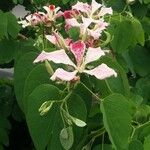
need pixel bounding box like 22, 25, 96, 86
70, 41, 86, 66
84, 47, 105, 65
99, 7, 113, 16
50, 68, 78, 81
91, 0, 102, 14
45, 35, 57, 45
84, 63, 117, 80
72, 1, 90, 14
33, 50, 76, 67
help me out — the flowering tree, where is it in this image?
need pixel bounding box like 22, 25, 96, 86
0, 0, 150, 150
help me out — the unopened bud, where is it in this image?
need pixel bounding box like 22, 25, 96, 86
39, 101, 53, 116
126, 0, 136, 5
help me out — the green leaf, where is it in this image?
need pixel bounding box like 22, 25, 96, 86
144, 135, 150, 150
6, 12, 20, 38
129, 46, 150, 76
67, 27, 80, 41
0, 40, 16, 64
26, 84, 63, 150
0, 11, 7, 39
60, 126, 74, 150
67, 93, 87, 122
100, 93, 132, 150
23, 64, 50, 112
62, 0, 70, 4
111, 20, 134, 53
129, 140, 143, 150
14, 52, 38, 111
132, 19, 145, 46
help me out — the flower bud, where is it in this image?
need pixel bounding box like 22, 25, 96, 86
126, 0, 136, 5
39, 101, 53, 116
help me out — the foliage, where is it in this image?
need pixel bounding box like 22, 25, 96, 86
0, 0, 150, 150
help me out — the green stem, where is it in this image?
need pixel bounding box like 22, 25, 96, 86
80, 82, 102, 101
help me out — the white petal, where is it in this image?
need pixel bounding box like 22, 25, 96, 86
34, 50, 76, 67
65, 18, 80, 27
84, 47, 105, 64
43, 6, 50, 13
91, 0, 102, 14
45, 35, 57, 45
99, 7, 113, 16
72, 1, 90, 14
82, 16, 93, 28
50, 68, 77, 81
84, 63, 117, 80
88, 28, 102, 39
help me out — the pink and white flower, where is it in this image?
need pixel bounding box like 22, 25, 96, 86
34, 41, 117, 81
45, 32, 72, 48
43, 5, 63, 21
18, 12, 45, 28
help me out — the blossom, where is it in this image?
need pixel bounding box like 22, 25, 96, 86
18, 12, 45, 28
72, 0, 112, 18
63, 10, 79, 19
34, 41, 117, 81
43, 5, 63, 22
45, 32, 72, 48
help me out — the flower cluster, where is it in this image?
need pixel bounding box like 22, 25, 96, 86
18, 5, 63, 28
32, 0, 117, 82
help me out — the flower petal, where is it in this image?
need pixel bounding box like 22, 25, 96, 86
84, 47, 105, 64
65, 18, 80, 28
91, 0, 102, 14
72, 1, 90, 14
33, 50, 76, 67
84, 63, 117, 80
99, 7, 113, 16
70, 41, 86, 66
82, 16, 93, 28
45, 35, 57, 45
88, 28, 102, 39
50, 68, 78, 81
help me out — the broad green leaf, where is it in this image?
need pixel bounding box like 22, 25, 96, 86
111, 20, 134, 53
129, 140, 143, 150
131, 3, 148, 18
0, 11, 7, 38
14, 52, 38, 111
129, 46, 150, 76
0, 40, 16, 64
23, 64, 50, 112
26, 84, 63, 150
106, 0, 126, 12
131, 19, 145, 46
144, 135, 150, 150
67, 93, 87, 122
100, 93, 132, 150
60, 126, 74, 150
67, 27, 80, 41
6, 12, 20, 38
